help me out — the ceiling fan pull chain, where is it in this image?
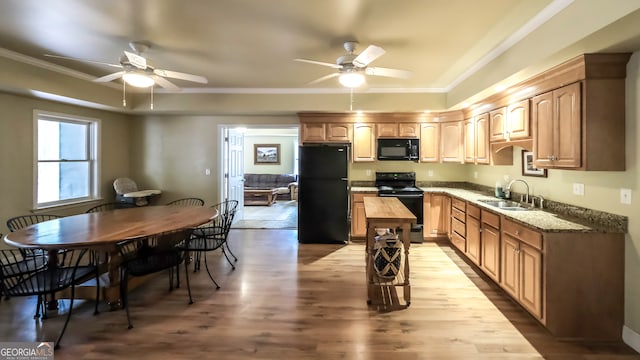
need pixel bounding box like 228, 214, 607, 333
150, 85, 154, 110
122, 81, 127, 107
349, 88, 354, 111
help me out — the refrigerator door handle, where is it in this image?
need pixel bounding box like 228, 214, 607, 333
340, 178, 348, 181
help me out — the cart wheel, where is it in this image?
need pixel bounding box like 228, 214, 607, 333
406, 301, 411, 307
366, 299, 371, 305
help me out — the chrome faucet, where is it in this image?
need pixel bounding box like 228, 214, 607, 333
505, 179, 530, 203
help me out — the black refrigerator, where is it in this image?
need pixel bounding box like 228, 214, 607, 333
298, 144, 350, 244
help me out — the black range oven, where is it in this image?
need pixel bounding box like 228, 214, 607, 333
375, 172, 424, 229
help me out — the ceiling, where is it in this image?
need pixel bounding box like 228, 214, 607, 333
1, 0, 640, 114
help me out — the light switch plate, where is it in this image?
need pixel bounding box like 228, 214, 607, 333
427, 170, 434, 177
620, 188, 632, 204
572, 183, 585, 196
204, 168, 211, 176
365, 169, 372, 176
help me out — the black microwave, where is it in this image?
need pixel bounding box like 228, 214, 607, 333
377, 138, 419, 161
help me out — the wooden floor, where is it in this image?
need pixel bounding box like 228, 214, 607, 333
1, 229, 638, 359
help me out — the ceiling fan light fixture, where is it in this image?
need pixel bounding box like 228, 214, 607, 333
339, 72, 365, 88
122, 72, 155, 88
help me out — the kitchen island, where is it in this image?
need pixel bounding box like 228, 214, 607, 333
364, 196, 416, 307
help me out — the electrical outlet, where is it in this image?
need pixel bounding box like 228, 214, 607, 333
427, 170, 434, 177
205, 168, 211, 176
572, 183, 585, 196
365, 169, 372, 176
473, 171, 478, 179
620, 188, 632, 205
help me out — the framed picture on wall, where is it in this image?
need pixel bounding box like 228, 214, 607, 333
254, 144, 280, 164
522, 150, 547, 177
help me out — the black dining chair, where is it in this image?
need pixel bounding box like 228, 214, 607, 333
183, 200, 239, 290
6, 214, 61, 232
0, 247, 100, 349
5, 214, 62, 312
117, 228, 193, 329
165, 197, 205, 207
86, 202, 135, 213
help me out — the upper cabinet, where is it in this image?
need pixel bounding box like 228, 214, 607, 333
353, 123, 376, 162
490, 100, 530, 142
464, 113, 489, 164
377, 123, 419, 138
532, 83, 581, 168
420, 122, 440, 163
301, 122, 351, 143
506, 99, 530, 140
440, 120, 463, 163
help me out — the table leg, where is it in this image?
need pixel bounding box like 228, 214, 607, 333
104, 249, 122, 310
402, 223, 411, 306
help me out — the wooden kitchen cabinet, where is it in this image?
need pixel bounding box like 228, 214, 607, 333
465, 204, 481, 265
423, 193, 450, 239
301, 122, 351, 143
352, 123, 376, 162
506, 99, 530, 140
350, 192, 377, 239
301, 123, 326, 142
377, 123, 419, 138
440, 120, 463, 163
489, 107, 507, 142
500, 218, 543, 319
480, 210, 500, 283
532, 82, 581, 168
419, 122, 440, 162
450, 197, 466, 252
490, 100, 530, 142
464, 113, 489, 164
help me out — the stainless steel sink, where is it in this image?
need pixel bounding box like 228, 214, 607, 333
478, 199, 531, 211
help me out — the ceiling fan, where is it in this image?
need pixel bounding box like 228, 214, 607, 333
294, 41, 412, 88
44, 41, 208, 91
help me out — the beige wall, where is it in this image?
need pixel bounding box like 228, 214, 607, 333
0, 92, 132, 235
129, 115, 299, 205
243, 128, 298, 175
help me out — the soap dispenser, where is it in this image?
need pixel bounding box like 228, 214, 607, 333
495, 180, 505, 198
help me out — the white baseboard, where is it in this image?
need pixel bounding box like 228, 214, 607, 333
623, 326, 640, 353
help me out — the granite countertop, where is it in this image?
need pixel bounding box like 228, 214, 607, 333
421, 187, 603, 233
350, 185, 621, 233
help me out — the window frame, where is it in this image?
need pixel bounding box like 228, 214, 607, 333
33, 110, 101, 209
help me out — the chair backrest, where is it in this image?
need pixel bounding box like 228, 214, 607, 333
213, 199, 239, 235
113, 177, 138, 195
6, 214, 61, 232
118, 228, 192, 277
0, 248, 92, 296
166, 198, 205, 207
86, 202, 135, 213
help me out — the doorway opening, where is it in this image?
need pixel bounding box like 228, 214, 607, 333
219, 125, 299, 229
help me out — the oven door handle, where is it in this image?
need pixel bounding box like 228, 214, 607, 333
379, 193, 423, 198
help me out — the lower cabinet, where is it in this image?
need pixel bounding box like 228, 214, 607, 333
465, 205, 481, 265
350, 192, 377, 240
500, 218, 543, 319
480, 210, 500, 282
423, 193, 451, 239
436, 194, 623, 340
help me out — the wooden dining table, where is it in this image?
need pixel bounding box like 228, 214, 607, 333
3, 205, 218, 308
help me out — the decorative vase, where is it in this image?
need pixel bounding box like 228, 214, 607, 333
373, 234, 402, 280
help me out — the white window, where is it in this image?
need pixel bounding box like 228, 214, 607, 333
34, 111, 100, 208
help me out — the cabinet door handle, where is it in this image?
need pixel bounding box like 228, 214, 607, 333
514, 230, 520, 236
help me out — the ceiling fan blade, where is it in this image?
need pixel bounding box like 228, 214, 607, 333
153, 68, 208, 84
365, 66, 412, 79
124, 51, 147, 69
353, 45, 385, 67
307, 73, 340, 85
294, 58, 342, 69
44, 54, 122, 68
93, 71, 126, 83
152, 75, 181, 91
